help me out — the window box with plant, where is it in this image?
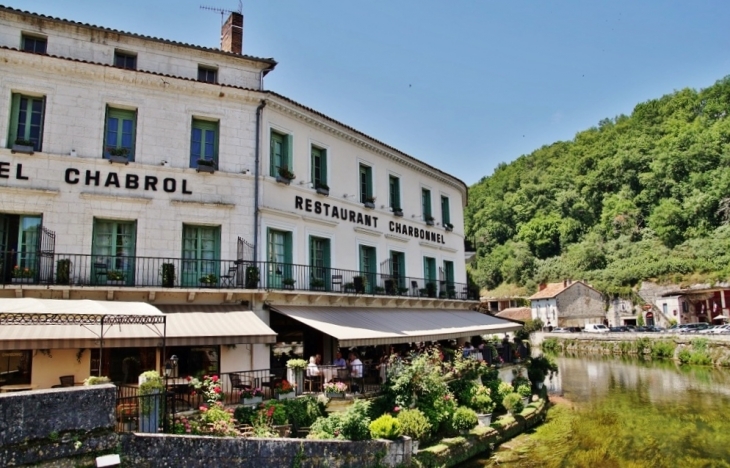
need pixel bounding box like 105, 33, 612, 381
363, 196, 376, 209
245, 265, 260, 289
310, 278, 326, 291
107, 147, 130, 165
282, 277, 296, 290
344, 282, 356, 293
392, 206, 403, 217
425, 216, 435, 226
199, 273, 218, 287
11, 265, 34, 284
12, 139, 35, 154
286, 358, 308, 395
315, 182, 330, 196
274, 379, 296, 400
444, 222, 454, 232
374, 286, 386, 295
323, 381, 347, 398
276, 166, 296, 185
241, 387, 264, 406
107, 270, 126, 286
160, 263, 175, 288
196, 158, 216, 173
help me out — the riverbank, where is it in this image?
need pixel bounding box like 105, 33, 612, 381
535, 332, 730, 367
413, 397, 548, 468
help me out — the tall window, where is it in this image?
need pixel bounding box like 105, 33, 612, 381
181, 224, 220, 287
422, 189, 432, 220
309, 236, 331, 288
92, 219, 137, 286
359, 245, 377, 293
389, 175, 401, 210
21, 34, 46, 54
7, 94, 45, 151
267, 228, 292, 288
443, 260, 455, 297
104, 107, 136, 161
441, 196, 451, 226
359, 164, 373, 203
190, 119, 219, 168
390, 250, 405, 288
311, 146, 327, 188
198, 65, 217, 84
423, 257, 437, 282
114, 50, 137, 70
270, 131, 292, 177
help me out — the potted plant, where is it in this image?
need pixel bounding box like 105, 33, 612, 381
286, 358, 308, 395
470, 385, 496, 426
160, 263, 175, 288
138, 370, 164, 433
196, 158, 216, 173
274, 379, 296, 400
310, 278, 326, 291
245, 265, 260, 289
502, 392, 524, 417
447, 285, 457, 299
425, 215, 435, 226
315, 182, 329, 196
374, 286, 386, 295
199, 273, 218, 287
418, 287, 428, 297
397, 408, 431, 454
397, 286, 409, 296
241, 387, 264, 406
384, 279, 396, 295
353, 276, 366, 294
276, 166, 296, 185
11, 265, 34, 284
344, 282, 356, 293
392, 206, 403, 217
363, 196, 376, 209
450, 407, 478, 435
12, 138, 35, 154
444, 222, 454, 232
517, 384, 532, 406
107, 147, 130, 164
282, 277, 296, 290
56, 259, 71, 285
323, 381, 347, 398
107, 270, 125, 286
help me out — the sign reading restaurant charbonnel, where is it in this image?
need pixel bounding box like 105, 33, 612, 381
0, 160, 193, 195
294, 195, 447, 244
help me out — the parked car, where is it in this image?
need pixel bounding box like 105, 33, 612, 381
644, 326, 665, 333
701, 324, 730, 335
679, 323, 711, 333
584, 324, 610, 333
609, 326, 630, 332
551, 327, 571, 333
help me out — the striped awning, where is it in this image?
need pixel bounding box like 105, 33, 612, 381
0, 303, 276, 350
270, 305, 522, 347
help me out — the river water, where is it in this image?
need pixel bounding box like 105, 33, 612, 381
461, 356, 730, 467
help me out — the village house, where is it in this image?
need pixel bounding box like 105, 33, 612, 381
529, 280, 605, 329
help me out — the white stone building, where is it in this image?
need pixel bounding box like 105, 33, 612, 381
0, 6, 518, 391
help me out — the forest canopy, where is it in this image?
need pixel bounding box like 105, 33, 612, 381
466, 77, 730, 295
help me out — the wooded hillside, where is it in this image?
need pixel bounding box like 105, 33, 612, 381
466, 77, 730, 295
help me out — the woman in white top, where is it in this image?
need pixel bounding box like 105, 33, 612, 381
307, 356, 320, 377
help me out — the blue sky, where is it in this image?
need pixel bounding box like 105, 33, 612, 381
8, 1, 730, 185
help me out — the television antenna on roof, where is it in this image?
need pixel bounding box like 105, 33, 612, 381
200, 2, 242, 24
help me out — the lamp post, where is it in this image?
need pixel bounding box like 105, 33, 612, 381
163, 355, 178, 433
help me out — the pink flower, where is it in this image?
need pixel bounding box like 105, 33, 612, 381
211, 375, 219, 382
200, 405, 208, 411
214, 387, 222, 394
393, 406, 401, 412
444, 395, 451, 401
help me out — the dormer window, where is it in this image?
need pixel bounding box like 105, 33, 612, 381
114, 50, 137, 70
197, 65, 218, 84
21, 33, 47, 54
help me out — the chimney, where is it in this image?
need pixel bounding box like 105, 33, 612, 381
221, 12, 244, 54
539, 283, 547, 291
563, 279, 567, 287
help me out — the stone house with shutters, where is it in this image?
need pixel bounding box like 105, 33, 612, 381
529, 280, 605, 328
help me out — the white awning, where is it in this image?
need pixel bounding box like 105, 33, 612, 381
270, 305, 522, 347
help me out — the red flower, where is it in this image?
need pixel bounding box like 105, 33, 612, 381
186, 376, 192, 381
211, 375, 219, 382
214, 387, 222, 393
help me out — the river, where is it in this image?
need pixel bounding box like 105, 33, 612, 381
461, 356, 730, 467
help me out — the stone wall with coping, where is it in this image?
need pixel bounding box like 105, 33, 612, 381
0, 384, 118, 467
120, 433, 411, 468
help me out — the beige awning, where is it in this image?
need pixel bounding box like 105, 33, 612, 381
270, 305, 522, 347
0, 302, 275, 350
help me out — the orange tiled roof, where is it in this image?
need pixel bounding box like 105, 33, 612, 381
495, 307, 532, 322
528, 282, 572, 300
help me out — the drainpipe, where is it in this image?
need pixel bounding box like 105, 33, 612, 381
253, 100, 266, 264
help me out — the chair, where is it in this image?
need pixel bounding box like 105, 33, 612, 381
220, 266, 237, 288
52, 375, 75, 388
229, 373, 252, 392
305, 371, 323, 393
411, 280, 419, 296
94, 262, 108, 285
331, 275, 343, 292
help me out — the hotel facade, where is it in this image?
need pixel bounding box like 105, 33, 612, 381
0, 6, 517, 390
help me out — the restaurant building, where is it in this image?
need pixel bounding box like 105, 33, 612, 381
0, 6, 518, 391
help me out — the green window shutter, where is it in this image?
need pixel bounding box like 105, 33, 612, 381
270, 133, 276, 177
320, 149, 327, 186
394, 178, 400, 208
190, 119, 219, 168
323, 239, 331, 269
422, 190, 432, 218
285, 134, 293, 169
441, 196, 450, 225
104, 107, 136, 161
8, 94, 45, 151
284, 231, 293, 279
7, 94, 21, 149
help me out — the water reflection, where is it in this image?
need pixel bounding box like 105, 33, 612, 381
461, 356, 730, 467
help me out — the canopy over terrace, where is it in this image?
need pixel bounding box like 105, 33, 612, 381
270, 305, 523, 347
0, 298, 166, 376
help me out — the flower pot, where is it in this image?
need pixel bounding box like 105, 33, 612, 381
411, 440, 420, 454
11, 144, 34, 154
325, 392, 345, 399
138, 391, 161, 433
276, 391, 296, 401
11, 278, 33, 284
363, 202, 375, 209
109, 155, 129, 165
287, 368, 305, 396
107, 280, 125, 286
242, 396, 262, 406
426, 219, 435, 226
477, 413, 492, 426
315, 187, 329, 196
393, 210, 403, 217
522, 397, 530, 407
196, 164, 215, 173
276, 175, 292, 185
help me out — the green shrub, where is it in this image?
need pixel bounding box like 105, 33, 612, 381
469, 385, 495, 414
449, 407, 478, 433
688, 350, 713, 366
397, 409, 431, 441
516, 384, 531, 398
308, 399, 371, 441
258, 401, 288, 425
541, 338, 559, 353
234, 405, 257, 426
83, 376, 111, 385
369, 414, 402, 440
651, 340, 676, 359
284, 395, 326, 430
691, 338, 709, 352
503, 393, 524, 414
677, 348, 692, 364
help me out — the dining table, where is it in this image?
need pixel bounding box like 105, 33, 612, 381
0, 383, 39, 393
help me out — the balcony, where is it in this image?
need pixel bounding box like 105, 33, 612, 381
0, 252, 477, 300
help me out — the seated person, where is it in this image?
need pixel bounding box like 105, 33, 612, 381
333, 351, 347, 368
306, 356, 320, 377
349, 352, 363, 393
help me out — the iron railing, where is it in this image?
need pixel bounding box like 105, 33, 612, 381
0, 251, 477, 300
